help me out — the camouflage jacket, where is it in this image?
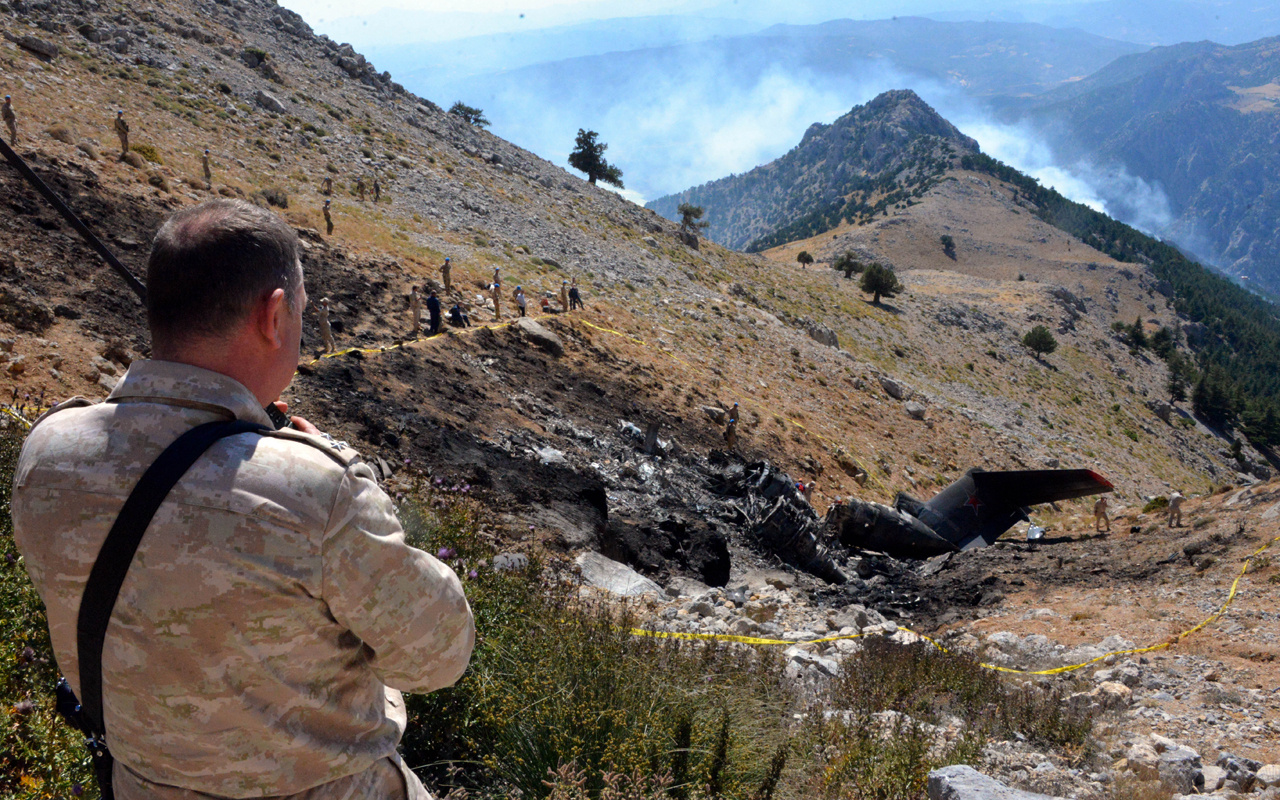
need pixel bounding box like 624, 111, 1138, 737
13, 360, 474, 798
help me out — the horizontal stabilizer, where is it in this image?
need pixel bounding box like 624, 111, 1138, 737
919, 468, 1113, 549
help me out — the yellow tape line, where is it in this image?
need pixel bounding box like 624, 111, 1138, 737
302, 321, 515, 367
632, 532, 1280, 677
2, 406, 34, 429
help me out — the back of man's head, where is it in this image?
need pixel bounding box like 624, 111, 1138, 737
147, 199, 300, 351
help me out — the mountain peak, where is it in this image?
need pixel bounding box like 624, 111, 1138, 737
649, 90, 978, 250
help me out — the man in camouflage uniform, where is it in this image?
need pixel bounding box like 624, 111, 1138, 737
560, 279, 569, 313
12, 199, 474, 800
724, 402, 739, 450
318, 295, 334, 352
440, 256, 452, 294
372, 177, 381, 203
322, 198, 333, 236
202, 148, 212, 182
3, 95, 17, 144
114, 110, 129, 157
320, 175, 332, 196
355, 177, 366, 202
409, 285, 422, 336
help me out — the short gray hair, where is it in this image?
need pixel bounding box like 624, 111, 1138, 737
147, 199, 301, 346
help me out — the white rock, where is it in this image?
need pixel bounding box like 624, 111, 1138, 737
1257, 764, 1280, 788
574, 552, 661, 597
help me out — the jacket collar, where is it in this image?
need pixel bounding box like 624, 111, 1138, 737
107, 360, 274, 428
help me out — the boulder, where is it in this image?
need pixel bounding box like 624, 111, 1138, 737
927, 765, 1063, 799
574, 552, 661, 597
1256, 764, 1280, 788
905, 401, 927, 421
879, 376, 910, 400
1150, 735, 1204, 795
3, 32, 59, 59
806, 322, 839, 348
701, 406, 726, 425
1217, 753, 1260, 791
254, 90, 287, 114
492, 552, 528, 572
514, 317, 564, 357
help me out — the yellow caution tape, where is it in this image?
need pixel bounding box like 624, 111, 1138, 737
632, 532, 1280, 677
2, 406, 34, 429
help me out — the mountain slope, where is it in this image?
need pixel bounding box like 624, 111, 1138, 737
647, 90, 978, 250
1003, 35, 1280, 296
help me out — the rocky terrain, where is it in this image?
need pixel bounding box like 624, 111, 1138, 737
1, 0, 1279, 796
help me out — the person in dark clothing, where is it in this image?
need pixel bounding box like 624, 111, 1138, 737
448, 302, 471, 328
569, 279, 584, 310
427, 289, 442, 335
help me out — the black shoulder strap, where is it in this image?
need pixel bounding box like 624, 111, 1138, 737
76, 419, 268, 736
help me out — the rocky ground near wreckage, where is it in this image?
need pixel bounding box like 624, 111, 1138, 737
2, 0, 1280, 796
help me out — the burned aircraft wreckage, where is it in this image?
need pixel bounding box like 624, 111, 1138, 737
709, 462, 1113, 583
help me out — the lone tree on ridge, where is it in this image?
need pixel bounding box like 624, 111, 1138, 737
448, 102, 489, 128
568, 129, 624, 188
1022, 325, 1058, 361
796, 251, 814, 269
833, 251, 864, 279
860, 262, 903, 304
940, 234, 956, 260
678, 202, 709, 235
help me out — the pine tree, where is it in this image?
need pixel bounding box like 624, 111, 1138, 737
860, 263, 903, 304
1022, 325, 1058, 360
567, 129, 624, 188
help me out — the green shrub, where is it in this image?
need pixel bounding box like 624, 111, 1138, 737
397, 488, 794, 799
1142, 496, 1170, 514
129, 143, 163, 164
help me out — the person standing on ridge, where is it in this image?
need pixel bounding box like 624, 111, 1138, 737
440, 257, 452, 294
321, 176, 333, 196
409, 285, 422, 337
492, 266, 501, 287
491, 282, 502, 321
319, 296, 334, 353
427, 289, 442, 336
114, 110, 130, 157
1168, 491, 1185, 528
560, 280, 570, 313
201, 149, 212, 182
1093, 495, 1110, 532
724, 402, 739, 450
372, 177, 381, 203
355, 177, 366, 202
569, 278, 584, 310
3, 95, 18, 145
322, 199, 334, 236
11, 199, 473, 800
513, 285, 527, 318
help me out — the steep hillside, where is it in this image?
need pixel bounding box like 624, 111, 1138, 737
0, 0, 1264, 567
648, 90, 978, 250
1003, 35, 1280, 297
11, 2, 1280, 795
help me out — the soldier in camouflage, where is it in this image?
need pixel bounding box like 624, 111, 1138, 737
3, 95, 17, 144
114, 110, 129, 157
12, 199, 474, 800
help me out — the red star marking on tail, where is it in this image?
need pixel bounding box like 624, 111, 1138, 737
964, 492, 984, 516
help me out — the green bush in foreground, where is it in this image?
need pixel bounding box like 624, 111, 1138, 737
0, 433, 1094, 800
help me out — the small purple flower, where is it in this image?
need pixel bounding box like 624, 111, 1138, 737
404, 458, 411, 465
437, 547, 455, 560
468, 570, 478, 579
435, 477, 444, 485
72, 784, 84, 797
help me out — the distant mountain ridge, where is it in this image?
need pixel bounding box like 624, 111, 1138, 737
1004, 35, 1280, 297
647, 90, 978, 250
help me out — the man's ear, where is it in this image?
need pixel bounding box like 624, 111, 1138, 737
258, 288, 288, 348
